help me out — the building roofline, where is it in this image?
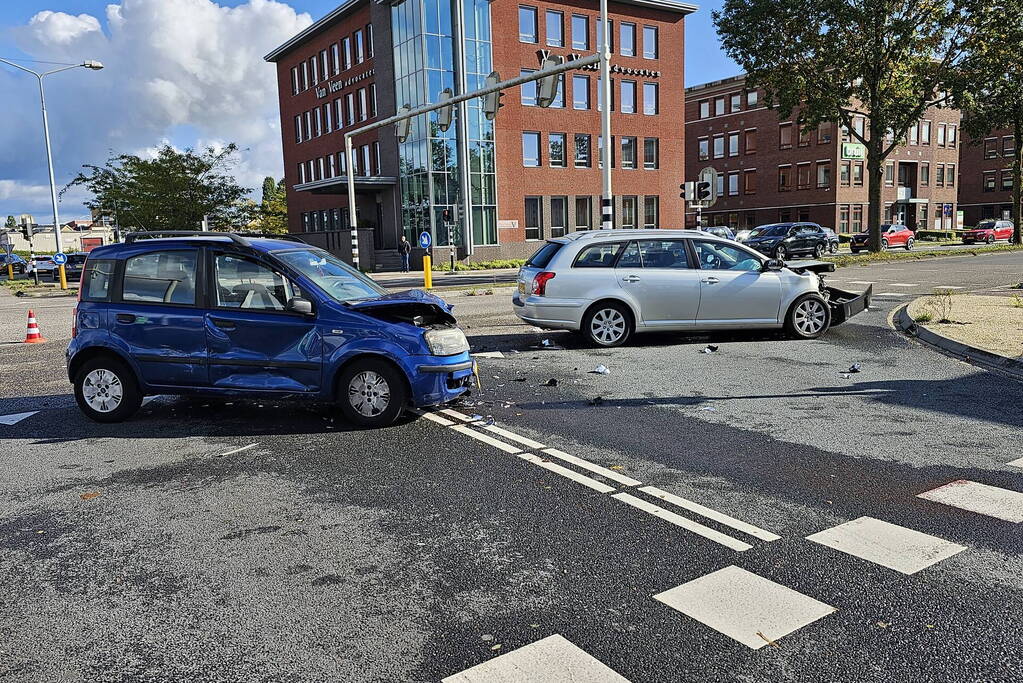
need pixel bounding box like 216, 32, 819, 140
685, 73, 748, 95
265, 0, 698, 63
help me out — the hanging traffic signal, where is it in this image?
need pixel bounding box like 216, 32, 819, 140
482, 72, 504, 121
536, 55, 563, 108
395, 104, 411, 143
436, 88, 453, 132
696, 181, 712, 201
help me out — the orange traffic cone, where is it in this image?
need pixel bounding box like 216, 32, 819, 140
24, 309, 47, 344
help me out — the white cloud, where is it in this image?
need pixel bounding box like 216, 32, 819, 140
0, 0, 313, 218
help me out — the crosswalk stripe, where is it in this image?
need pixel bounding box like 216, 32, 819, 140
440, 408, 474, 422
918, 480, 1023, 523
1006, 456, 1023, 469
413, 409, 456, 426
484, 424, 546, 450
450, 425, 523, 454
518, 453, 617, 494
442, 634, 631, 682
639, 486, 780, 542
611, 492, 752, 551
543, 448, 641, 487
806, 516, 966, 574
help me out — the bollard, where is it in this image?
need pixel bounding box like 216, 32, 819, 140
423, 254, 432, 289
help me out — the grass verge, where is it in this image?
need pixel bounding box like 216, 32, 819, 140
825, 244, 1023, 268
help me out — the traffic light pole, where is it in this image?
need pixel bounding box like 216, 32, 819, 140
599, 0, 613, 230
696, 205, 702, 229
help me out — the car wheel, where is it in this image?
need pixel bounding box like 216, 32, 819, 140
583, 301, 633, 347
74, 357, 142, 423
830, 242, 839, 254
773, 245, 787, 260
785, 294, 832, 340
905, 238, 914, 251
987, 234, 995, 244
813, 244, 825, 258
337, 357, 408, 428
881, 239, 889, 250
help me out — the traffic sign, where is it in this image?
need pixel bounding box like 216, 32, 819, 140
52, 252, 68, 266
0, 233, 12, 256
419, 231, 432, 249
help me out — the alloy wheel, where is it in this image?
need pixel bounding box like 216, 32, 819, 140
82, 368, 124, 413
349, 371, 391, 417
793, 299, 827, 336
590, 308, 626, 345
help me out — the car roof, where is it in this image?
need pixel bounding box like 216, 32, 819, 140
551, 229, 706, 245
87, 233, 309, 259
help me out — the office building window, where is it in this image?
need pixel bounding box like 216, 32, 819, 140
576, 196, 592, 230
698, 138, 709, 161
596, 18, 613, 53
342, 37, 351, 70
525, 197, 542, 239
366, 24, 374, 58
294, 115, 302, 143
947, 163, 955, 187
983, 171, 996, 192
373, 141, 381, 175
328, 154, 336, 178
744, 129, 757, 154
713, 135, 724, 159
621, 81, 636, 114
546, 10, 564, 47
575, 134, 591, 167
818, 122, 833, 143
984, 138, 999, 159
620, 137, 637, 169
520, 69, 537, 105
728, 132, 739, 157
324, 103, 332, 133
853, 116, 865, 140
799, 127, 811, 147
573, 74, 590, 109
550, 196, 568, 237
620, 22, 636, 56
839, 205, 850, 233
937, 123, 946, 146
1004, 135, 1016, 156
354, 30, 365, 63
622, 196, 638, 228
935, 163, 945, 186
746, 90, 758, 107
920, 120, 931, 144
643, 138, 658, 169
519, 6, 538, 43
779, 123, 793, 149
779, 166, 792, 191
572, 14, 589, 49
311, 56, 319, 85
551, 75, 565, 108
345, 93, 355, 126
715, 96, 725, 116
1002, 170, 1014, 191
817, 161, 831, 188
920, 162, 930, 185
643, 82, 658, 115
948, 125, 957, 147
369, 84, 377, 117
320, 50, 329, 80
314, 108, 322, 137
549, 133, 567, 167
840, 161, 850, 185
317, 157, 325, 180
290, 66, 299, 95
643, 196, 658, 228
728, 171, 739, 196
522, 132, 541, 167
361, 145, 370, 176
699, 100, 710, 118
642, 25, 657, 59
852, 206, 863, 232
797, 163, 811, 189
743, 169, 757, 194
300, 61, 308, 90
716, 172, 725, 198
908, 123, 918, 145
730, 93, 741, 113
853, 162, 863, 186
358, 88, 368, 121
298, 162, 306, 184
303, 111, 312, 140
885, 161, 895, 185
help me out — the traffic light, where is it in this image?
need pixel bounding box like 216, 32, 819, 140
395, 104, 412, 143
436, 88, 453, 132
536, 55, 563, 108
482, 71, 504, 121
681, 182, 695, 201
442, 208, 452, 222
21, 223, 33, 240
696, 181, 712, 201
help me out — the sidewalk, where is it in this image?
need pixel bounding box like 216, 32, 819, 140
372, 268, 518, 291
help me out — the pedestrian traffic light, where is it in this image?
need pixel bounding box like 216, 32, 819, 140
395, 104, 412, 143
482, 71, 504, 121
436, 88, 453, 133
536, 55, 563, 108
696, 181, 712, 201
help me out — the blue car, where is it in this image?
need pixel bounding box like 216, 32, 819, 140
66, 231, 474, 427
0, 253, 28, 274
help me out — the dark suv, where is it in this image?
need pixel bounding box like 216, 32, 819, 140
66, 232, 473, 427
743, 222, 831, 260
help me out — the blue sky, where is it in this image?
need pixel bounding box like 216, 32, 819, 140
0, 0, 737, 221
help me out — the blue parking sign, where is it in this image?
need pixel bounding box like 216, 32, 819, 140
418, 231, 432, 249
52, 252, 68, 266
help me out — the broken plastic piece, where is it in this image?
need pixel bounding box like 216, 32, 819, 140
542, 378, 558, 387
701, 345, 719, 354
591, 364, 610, 375
848, 363, 862, 373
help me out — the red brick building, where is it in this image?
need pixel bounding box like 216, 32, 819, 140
958, 129, 1019, 226
266, 0, 694, 269
684, 75, 962, 234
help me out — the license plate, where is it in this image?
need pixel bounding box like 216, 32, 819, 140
518, 281, 526, 295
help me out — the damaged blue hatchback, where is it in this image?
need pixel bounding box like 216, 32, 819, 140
66, 231, 473, 427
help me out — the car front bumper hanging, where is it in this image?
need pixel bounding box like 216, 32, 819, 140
827, 284, 872, 326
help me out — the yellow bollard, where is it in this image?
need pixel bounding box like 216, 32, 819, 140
6, 264, 13, 281
58, 264, 68, 290
423, 254, 432, 289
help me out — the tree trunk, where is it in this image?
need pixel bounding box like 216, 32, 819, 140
866, 135, 885, 252
1014, 119, 1023, 246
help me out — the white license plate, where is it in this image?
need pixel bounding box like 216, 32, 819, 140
518, 282, 526, 295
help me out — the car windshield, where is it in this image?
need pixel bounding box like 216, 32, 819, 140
976, 220, 996, 229
749, 224, 789, 238
274, 248, 386, 303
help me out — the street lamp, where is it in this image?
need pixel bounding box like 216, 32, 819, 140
0, 58, 104, 289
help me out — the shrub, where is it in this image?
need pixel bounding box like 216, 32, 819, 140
913, 311, 934, 323
926, 288, 959, 323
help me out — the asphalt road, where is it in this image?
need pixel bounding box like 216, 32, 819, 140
1, 250, 1022, 682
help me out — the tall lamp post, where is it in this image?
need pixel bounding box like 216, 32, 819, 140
0, 58, 104, 289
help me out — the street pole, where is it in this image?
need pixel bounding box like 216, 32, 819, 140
451, 0, 474, 257
599, 0, 613, 229
344, 135, 360, 270
0, 58, 103, 289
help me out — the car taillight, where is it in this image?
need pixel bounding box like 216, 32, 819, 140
71, 306, 78, 338
532, 271, 556, 296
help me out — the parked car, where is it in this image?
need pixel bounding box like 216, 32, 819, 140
512, 230, 870, 347
67, 231, 473, 426
49, 252, 89, 282
849, 224, 914, 253
700, 226, 736, 240
29, 254, 55, 276
821, 228, 841, 254
0, 253, 28, 274
962, 219, 1014, 244
735, 229, 753, 243
743, 222, 832, 259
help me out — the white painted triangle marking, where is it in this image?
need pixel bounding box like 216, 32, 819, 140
0, 411, 38, 425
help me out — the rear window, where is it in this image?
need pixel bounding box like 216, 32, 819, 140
80, 259, 115, 302
121, 250, 198, 305
574, 242, 622, 268
525, 242, 563, 269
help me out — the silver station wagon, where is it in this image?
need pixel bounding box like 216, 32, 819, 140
512, 230, 870, 347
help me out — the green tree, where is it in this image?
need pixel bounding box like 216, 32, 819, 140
4, 216, 15, 231
258, 177, 288, 234
955, 0, 1023, 243
714, 0, 983, 251
63, 144, 251, 232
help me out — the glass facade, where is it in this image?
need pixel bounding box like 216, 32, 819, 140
392, 0, 497, 248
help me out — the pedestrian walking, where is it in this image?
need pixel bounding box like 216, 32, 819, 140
398, 235, 412, 272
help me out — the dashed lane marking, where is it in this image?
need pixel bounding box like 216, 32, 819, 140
442, 633, 631, 682
639, 486, 781, 542
874, 293, 911, 297
485, 424, 546, 450
917, 480, 1023, 523
450, 424, 524, 454
440, 408, 475, 422
848, 281, 875, 285
612, 493, 753, 552
887, 283, 920, 287
518, 453, 617, 494
806, 516, 966, 575
0, 411, 38, 426
653, 565, 836, 650
220, 443, 258, 457
543, 447, 641, 487
1008, 456, 1023, 469
933, 285, 966, 290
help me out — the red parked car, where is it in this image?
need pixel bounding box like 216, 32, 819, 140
849, 224, 914, 253
962, 219, 1014, 244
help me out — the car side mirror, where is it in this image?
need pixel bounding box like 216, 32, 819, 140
287, 296, 314, 315
764, 258, 785, 272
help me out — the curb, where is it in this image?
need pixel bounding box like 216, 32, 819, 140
893, 303, 1023, 380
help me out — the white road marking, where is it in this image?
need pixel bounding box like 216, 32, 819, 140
472, 351, 506, 359
653, 566, 836, 650
519, 453, 617, 494
1007, 456, 1023, 469
0, 411, 38, 425
639, 486, 781, 542
874, 293, 911, 297
888, 283, 920, 287
442, 633, 631, 682
450, 424, 523, 454
933, 286, 966, 290
485, 424, 546, 450
411, 409, 456, 426
612, 493, 752, 551
439, 408, 475, 422
220, 443, 258, 457
543, 448, 641, 487
918, 480, 1023, 523
806, 516, 966, 574
848, 281, 875, 285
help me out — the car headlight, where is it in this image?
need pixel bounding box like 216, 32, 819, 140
424, 327, 469, 356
